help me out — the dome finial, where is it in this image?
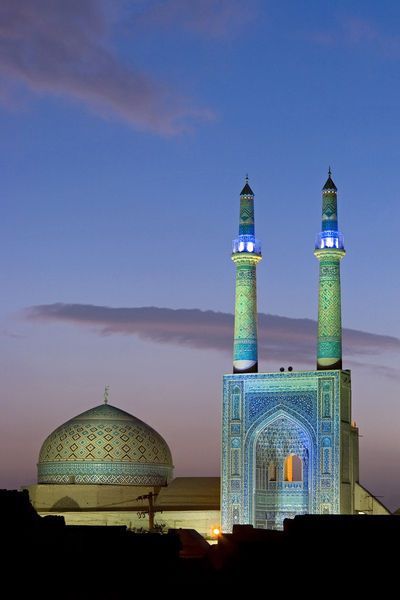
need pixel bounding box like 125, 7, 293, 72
328, 166, 332, 177
245, 173, 249, 183
103, 385, 109, 405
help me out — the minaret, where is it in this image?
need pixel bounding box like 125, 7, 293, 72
314, 168, 346, 370
232, 177, 262, 373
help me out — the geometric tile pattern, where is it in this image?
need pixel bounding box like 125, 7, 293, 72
221, 370, 354, 531
255, 416, 311, 528
232, 180, 262, 374
315, 180, 345, 368
38, 462, 171, 486
322, 189, 338, 231
239, 196, 255, 235
256, 416, 310, 463
315, 248, 345, 367
232, 253, 261, 372
38, 403, 173, 486
233, 256, 260, 365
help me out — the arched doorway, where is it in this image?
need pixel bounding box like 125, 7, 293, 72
254, 416, 310, 529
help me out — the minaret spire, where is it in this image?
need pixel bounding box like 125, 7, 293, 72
232, 177, 262, 373
314, 169, 345, 370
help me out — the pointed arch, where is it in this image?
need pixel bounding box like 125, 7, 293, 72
245, 409, 315, 527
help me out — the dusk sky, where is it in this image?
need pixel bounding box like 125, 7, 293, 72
1, 1, 400, 510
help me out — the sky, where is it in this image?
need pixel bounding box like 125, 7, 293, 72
0, 0, 399, 510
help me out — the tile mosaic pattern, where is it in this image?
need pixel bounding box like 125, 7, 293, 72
38, 403, 173, 485
221, 371, 353, 531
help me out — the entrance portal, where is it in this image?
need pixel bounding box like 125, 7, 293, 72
254, 416, 310, 529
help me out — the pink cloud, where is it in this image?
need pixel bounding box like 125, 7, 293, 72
0, 0, 213, 134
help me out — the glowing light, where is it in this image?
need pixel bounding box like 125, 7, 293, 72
319, 236, 338, 249
315, 230, 344, 250
232, 236, 261, 255
212, 527, 221, 537
326, 237, 338, 248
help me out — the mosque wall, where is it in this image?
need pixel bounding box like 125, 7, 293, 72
25, 483, 156, 512
25, 478, 222, 538
354, 483, 390, 515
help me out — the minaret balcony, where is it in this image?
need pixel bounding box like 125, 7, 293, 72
315, 230, 344, 250
232, 235, 261, 255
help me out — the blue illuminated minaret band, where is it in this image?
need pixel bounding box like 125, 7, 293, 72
232, 177, 262, 374
314, 168, 346, 370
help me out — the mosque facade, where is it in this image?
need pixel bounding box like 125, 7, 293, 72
221, 173, 375, 531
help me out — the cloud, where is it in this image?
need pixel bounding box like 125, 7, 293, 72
136, 0, 258, 39
348, 362, 400, 381
26, 303, 400, 368
309, 16, 400, 59
0, 0, 213, 134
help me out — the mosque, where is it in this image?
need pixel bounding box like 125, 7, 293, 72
25, 173, 389, 535
26, 396, 220, 535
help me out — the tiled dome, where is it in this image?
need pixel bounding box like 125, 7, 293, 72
38, 404, 173, 486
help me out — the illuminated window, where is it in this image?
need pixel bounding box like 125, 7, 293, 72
284, 455, 302, 482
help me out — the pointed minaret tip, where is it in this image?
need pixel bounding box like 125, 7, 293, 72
240, 174, 254, 196
323, 166, 337, 191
